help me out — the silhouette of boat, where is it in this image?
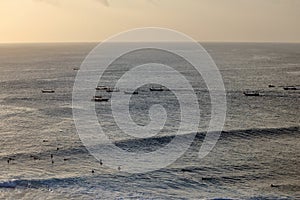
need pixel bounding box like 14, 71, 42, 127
283, 86, 297, 90
93, 95, 104, 99
42, 89, 55, 93
106, 88, 120, 93
243, 91, 260, 96
124, 91, 138, 95
95, 86, 109, 91
150, 87, 164, 91
92, 97, 109, 102
268, 84, 275, 88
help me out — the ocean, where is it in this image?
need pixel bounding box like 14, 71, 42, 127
0, 43, 299, 199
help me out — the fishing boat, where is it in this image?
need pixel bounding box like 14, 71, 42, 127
124, 91, 138, 95
243, 91, 260, 96
93, 95, 103, 99
106, 88, 120, 93
92, 97, 109, 102
150, 87, 164, 92
95, 86, 109, 91
42, 89, 55, 93
283, 86, 297, 90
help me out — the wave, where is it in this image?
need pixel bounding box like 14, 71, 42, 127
1, 126, 298, 161
115, 126, 299, 152
0, 180, 17, 189
0, 177, 84, 189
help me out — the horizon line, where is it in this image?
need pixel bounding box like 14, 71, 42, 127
1, 41, 300, 45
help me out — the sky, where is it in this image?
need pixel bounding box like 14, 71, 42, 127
0, 0, 299, 43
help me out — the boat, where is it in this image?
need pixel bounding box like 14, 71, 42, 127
106, 88, 120, 93
283, 86, 297, 90
93, 95, 103, 99
96, 86, 109, 91
42, 89, 55, 93
73, 67, 80, 71
243, 91, 260, 96
268, 84, 275, 88
150, 87, 164, 92
92, 97, 109, 102
124, 91, 138, 95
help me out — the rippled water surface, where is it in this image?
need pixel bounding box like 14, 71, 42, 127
0, 43, 299, 199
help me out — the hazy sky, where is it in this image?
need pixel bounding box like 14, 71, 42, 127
0, 0, 299, 43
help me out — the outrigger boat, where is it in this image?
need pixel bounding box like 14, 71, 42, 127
92, 96, 109, 102
283, 86, 298, 90
150, 87, 164, 92
95, 86, 109, 91
243, 91, 260, 96
42, 89, 55, 93
106, 88, 120, 93
124, 91, 138, 95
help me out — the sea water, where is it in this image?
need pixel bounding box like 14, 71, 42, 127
0, 43, 299, 199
